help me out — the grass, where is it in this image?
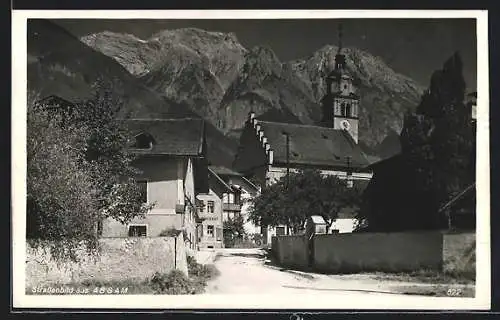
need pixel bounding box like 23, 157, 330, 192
27, 255, 220, 295
370, 269, 475, 285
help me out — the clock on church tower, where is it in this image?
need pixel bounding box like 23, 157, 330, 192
320, 23, 360, 144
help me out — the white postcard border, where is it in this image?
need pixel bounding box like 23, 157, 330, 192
12, 9, 490, 310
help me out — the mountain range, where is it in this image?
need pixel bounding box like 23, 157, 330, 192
28, 19, 426, 167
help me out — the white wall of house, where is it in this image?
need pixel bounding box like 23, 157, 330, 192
266, 165, 372, 186
196, 189, 224, 249
102, 156, 199, 251
329, 218, 358, 234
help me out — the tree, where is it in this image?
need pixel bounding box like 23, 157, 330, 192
27, 93, 100, 260
27, 81, 154, 261
70, 81, 154, 224
361, 52, 476, 231
248, 169, 363, 232
223, 215, 246, 239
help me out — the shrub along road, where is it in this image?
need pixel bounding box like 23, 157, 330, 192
204, 248, 474, 298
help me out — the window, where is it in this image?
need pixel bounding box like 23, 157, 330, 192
198, 200, 205, 213
128, 225, 147, 237
276, 226, 286, 236
207, 225, 214, 237
132, 132, 155, 149
228, 193, 234, 204
207, 201, 215, 213
346, 177, 354, 188
346, 103, 351, 117
136, 180, 147, 203
340, 102, 346, 116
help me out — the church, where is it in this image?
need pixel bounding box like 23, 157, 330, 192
233, 27, 372, 190
232, 27, 373, 242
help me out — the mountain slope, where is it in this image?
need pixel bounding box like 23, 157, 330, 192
27, 19, 191, 119
28, 20, 238, 167
291, 45, 424, 146
82, 28, 425, 152
218, 45, 320, 134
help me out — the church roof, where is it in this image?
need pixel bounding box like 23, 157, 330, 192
122, 118, 205, 156
257, 120, 369, 169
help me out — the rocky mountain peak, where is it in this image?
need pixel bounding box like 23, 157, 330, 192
74, 24, 430, 159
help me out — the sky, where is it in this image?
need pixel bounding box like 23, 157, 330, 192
54, 18, 477, 91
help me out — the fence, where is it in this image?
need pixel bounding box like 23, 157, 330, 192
272, 231, 475, 274
25, 233, 188, 288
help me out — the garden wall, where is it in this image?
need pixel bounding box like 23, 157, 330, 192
25, 233, 188, 288
313, 231, 443, 273
271, 235, 308, 269
271, 231, 476, 275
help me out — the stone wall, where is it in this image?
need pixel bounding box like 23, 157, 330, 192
313, 231, 443, 273
443, 232, 476, 276
272, 235, 308, 269
25, 234, 188, 289
271, 231, 476, 275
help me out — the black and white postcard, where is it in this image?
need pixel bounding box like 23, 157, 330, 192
12, 9, 490, 310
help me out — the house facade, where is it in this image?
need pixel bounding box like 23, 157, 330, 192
232, 32, 372, 244
196, 190, 224, 249
100, 118, 209, 251
209, 166, 261, 235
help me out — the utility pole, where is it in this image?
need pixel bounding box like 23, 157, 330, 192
283, 131, 291, 234
284, 132, 290, 189
345, 156, 353, 188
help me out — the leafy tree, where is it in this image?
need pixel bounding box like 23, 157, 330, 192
223, 214, 246, 239
361, 52, 475, 231
70, 81, 154, 224
27, 93, 99, 260
248, 169, 363, 232
27, 81, 154, 260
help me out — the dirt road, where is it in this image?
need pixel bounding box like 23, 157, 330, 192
204, 248, 438, 296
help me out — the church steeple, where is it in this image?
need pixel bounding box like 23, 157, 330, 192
321, 22, 360, 143
334, 22, 346, 70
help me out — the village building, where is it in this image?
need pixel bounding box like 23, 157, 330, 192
209, 166, 261, 235
232, 30, 373, 244
195, 169, 229, 249
99, 118, 209, 251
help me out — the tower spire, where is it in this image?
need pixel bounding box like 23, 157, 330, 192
338, 22, 343, 54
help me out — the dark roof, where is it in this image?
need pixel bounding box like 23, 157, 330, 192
366, 153, 403, 170
207, 168, 233, 193
208, 166, 242, 177
258, 121, 369, 169
122, 118, 205, 156
36, 95, 75, 108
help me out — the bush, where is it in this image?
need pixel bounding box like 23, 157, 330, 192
187, 256, 220, 280
150, 270, 198, 295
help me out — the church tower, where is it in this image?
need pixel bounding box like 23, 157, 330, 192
321, 23, 360, 143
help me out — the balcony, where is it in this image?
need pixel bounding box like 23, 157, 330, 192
223, 203, 241, 212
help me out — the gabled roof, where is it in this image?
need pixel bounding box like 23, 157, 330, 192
209, 166, 260, 195
207, 168, 233, 193
257, 120, 369, 169
36, 95, 75, 108
209, 166, 242, 177
122, 118, 205, 156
